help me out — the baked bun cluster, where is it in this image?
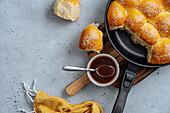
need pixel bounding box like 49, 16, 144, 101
53, 0, 81, 21
107, 0, 170, 64
79, 23, 103, 53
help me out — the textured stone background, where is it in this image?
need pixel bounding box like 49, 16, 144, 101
0, 0, 170, 113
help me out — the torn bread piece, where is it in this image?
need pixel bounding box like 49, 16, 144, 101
79, 23, 103, 53
53, 0, 81, 21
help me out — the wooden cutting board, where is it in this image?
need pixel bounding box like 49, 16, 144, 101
66, 23, 158, 96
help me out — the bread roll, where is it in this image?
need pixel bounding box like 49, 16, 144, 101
53, 0, 81, 21
79, 23, 103, 53
125, 9, 146, 33
139, 0, 165, 21
107, 1, 127, 30
150, 11, 170, 37
116, 0, 142, 11
136, 23, 160, 46
159, 0, 170, 11
148, 38, 170, 64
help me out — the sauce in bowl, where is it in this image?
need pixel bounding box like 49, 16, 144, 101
90, 56, 118, 84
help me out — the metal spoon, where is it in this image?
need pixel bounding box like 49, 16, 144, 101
62, 65, 115, 78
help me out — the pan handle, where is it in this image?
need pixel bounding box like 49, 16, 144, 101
112, 62, 139, 113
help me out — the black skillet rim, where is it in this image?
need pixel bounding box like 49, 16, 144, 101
104, 0, 170, 68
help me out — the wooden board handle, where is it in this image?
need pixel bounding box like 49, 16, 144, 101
66, 73, 91, 96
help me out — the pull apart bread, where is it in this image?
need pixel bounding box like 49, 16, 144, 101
107, 0, 170, 64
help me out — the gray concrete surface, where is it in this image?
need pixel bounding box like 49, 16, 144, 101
0, 0, 170, 113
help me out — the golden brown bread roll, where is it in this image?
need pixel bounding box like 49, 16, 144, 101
107, 1, 127, 30
148, 38, 170, 64
79, 23, 103, 53
116, 0, 142, 11
150, 11, 170, 37
139, 0, 165, 21
135, 23, 160, 46
53, 0, 81, 21
125, 9, 147, 33
159, 0, 170, 11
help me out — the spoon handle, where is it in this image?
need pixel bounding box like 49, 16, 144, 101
62, 66, 95, 71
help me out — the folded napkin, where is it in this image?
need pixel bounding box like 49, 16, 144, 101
34, 90, 103, 113
19, 80, 103, 113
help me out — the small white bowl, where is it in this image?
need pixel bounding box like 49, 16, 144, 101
87, 54, 120, 87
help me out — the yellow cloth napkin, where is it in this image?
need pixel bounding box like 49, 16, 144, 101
34, 90, 103, 113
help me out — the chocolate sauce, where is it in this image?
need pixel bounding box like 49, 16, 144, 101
90, 56, 117, 84
97, 65, 115, 77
